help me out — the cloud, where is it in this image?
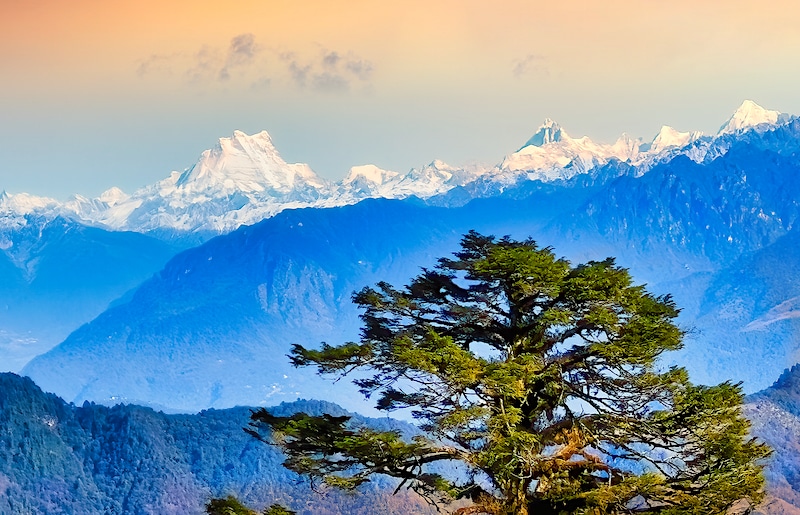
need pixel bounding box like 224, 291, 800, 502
311, 72, 349, 92
186, 45, 223, 83
135, 36, 371, 94
230, 34, 258, 61
322, 51, 341, 68
282, 48, 374, 93
345, 59, 373, 80
219, 33, 260, 81
136, 53, 179, 77
279, 52, 311, 87
513, 54, 549, 78
137, 33, 268, 86
250, 76, 272, 90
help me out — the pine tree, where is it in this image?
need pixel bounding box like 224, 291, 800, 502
250, 231, 770, 515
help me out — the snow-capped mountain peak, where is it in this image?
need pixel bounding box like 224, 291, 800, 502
503, 120, 634, 181
0, 191, 58, 215
98, 187, 129, 206
649, 125, 703, 153
718, 100, 782, 135
170, 129, 328, 197
338, 164, 403, 198
521, 118, 567, 148
611, 133, 643, 159
354, 160, 484, 199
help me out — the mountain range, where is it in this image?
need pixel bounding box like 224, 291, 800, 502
1, 100, 785, 236
0, 100, 780, 379
16, 101, 800, 415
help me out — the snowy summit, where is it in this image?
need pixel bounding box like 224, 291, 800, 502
170, 130, 328, 197
718, 100, 784, 135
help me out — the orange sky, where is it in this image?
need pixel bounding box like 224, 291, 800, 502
2, 0, 800, 197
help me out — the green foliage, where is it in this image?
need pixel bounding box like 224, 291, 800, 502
251, 231, 771, 515
206, 496, 259, 515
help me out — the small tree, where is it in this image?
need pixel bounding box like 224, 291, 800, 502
250, 231, 769, 515
206, 497, 296, 515
205, 496, 259, 515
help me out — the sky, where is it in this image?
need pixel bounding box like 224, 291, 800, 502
2, 0, 800, 199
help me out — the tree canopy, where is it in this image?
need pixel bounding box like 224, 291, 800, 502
249, 231, 769, 515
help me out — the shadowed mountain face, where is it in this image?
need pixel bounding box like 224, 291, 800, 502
0, 373, 437, 515
0, 216, 180, 372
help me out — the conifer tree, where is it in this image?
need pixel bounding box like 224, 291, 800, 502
250, 231, 769, 515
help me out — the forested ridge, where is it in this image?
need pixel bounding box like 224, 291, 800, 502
0, 373, 436, 515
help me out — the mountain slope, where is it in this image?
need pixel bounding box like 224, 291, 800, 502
0, 216, 179, 372
746, 366, 800, 512
23, 188, 598, 413
23, 200, 463, 412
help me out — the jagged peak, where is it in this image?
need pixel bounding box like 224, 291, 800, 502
614, 132, 638, 143
540, 117, 558, 128
655, 125, 680, 137
220, 129, 277, 153
228, 129, 271, 140
772, 364, 800, 392
427, 159, 452, 169
734, 99, 774, 118
718, 100, 782, 135
172, 128, 326, 194
0, 191, 58, 213
521, 118, 568, 149
69, 193, 90, 203
610, 133, 643, 159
